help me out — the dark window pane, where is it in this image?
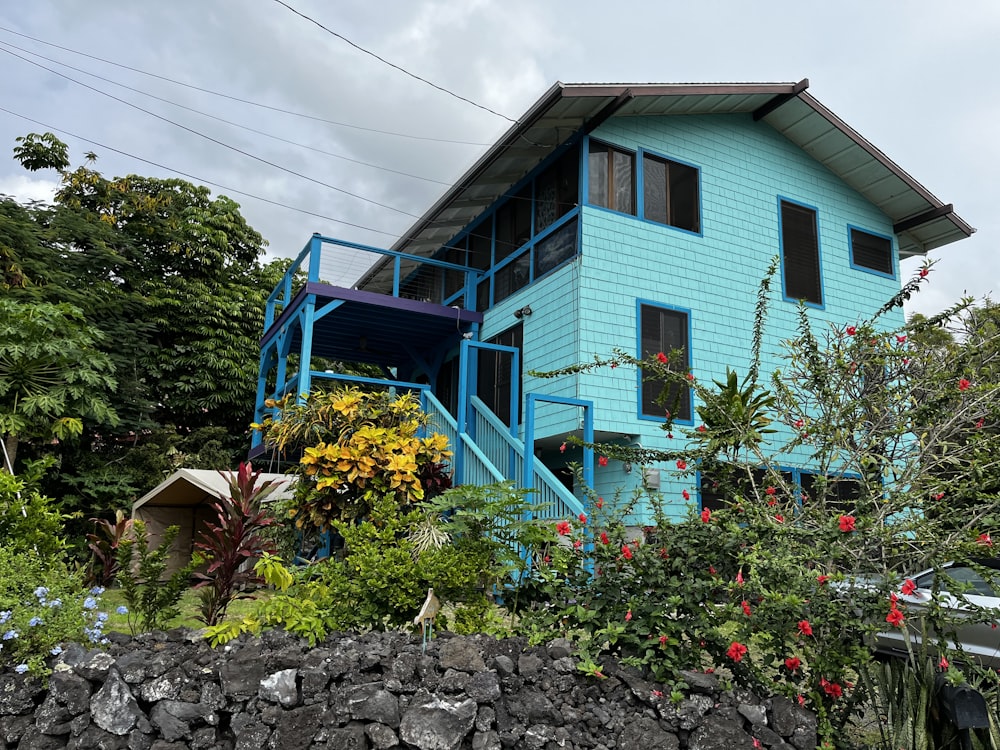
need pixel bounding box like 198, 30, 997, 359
493, 252, 530, 304
536, 145, 579, 233
851, 229, 892, 275
588, 144, 608, 207
613, 149, 635, 215
479, 323, 523, 425
444, 242, 465, 298
495, 186, 532, 262
534, 221, 578, 277
476, 278, 490, 311
468, 223, 492, 270
643, 156, 668, 224
781, 201, 821, 304
669, 162, 699, 232
639, 304, 690, 419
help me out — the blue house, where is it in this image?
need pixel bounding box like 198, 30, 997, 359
251, 80, 972, 523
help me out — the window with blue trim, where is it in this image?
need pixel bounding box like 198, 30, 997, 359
850, 228, 893, 276
639, 303, 690, 419
642, 153, 699, 232
588, 141, 635, 215
780, 200, 822, 305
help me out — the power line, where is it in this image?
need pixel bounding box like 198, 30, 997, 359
0, 24, 491, 146
270, 0, 517, 124
0, 44, 425, 219
0, 105, 403, 238
0, 38, 454, 187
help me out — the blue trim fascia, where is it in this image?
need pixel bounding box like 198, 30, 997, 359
847, 224, 897, 280
777, 195, 826, 310
635, 297, 695, 425
636, 147, 705, 238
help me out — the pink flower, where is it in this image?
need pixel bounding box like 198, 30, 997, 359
656, 352, 668, 364
797, 695, 806, 707
797, 620, 813, 637
838, 515, 856, 533
651, 689, 664, 698
939, 656, 949, 669
598, 456, 608, 467
682, 489, 690, 501
676, 459, 687, 470
701, 508, 711, 523
727, 641, 748, 663
735, 569, 744, 586
659, 635, 668, 645
556, 521, 571, 536
559, 442, 567, 453
959, 378, 971, 391
624, 609, 632, 621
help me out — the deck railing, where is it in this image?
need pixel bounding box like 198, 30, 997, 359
264, 234, 482, 331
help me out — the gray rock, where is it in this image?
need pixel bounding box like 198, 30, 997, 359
190, 727, 220, 749
366, 722, 399, 749
471, 729, 501, 750
750, 723, 785, 747
91, 669, 146, 736
259, 668, 299, 707
35, 693, 73, 736
522, 724, 552, 749
620, 715, 680, 748
74, 651, 118, 682
345, 682, 400, 727
673, 694, 714, 730
1, 713, 33, 745
516, 653, 543, 679
466, 671, 501, 704
399, 693, 477, 750
233, 720, 271, 750
0, 673, 42, 714
546, 639, 573, 660
768, 696, 817, 748
505, 689, 561, 726
688, 714, 756, 750
149, 703, 190, 743
439, 639, 487, 673
268, 703, 325, 750
790, 724, 818, 750
18, 725, 69, 749
114, 652, 151, 684
737, 703, 767, 726
140, 669, 188, 703
324, 721, 368, 750
440, 668, 471, 693
678, 670, 721, 694
220, 648, 271, 699
475, 705, 495, 732
552, 657, 576, 674
492, 655, 515, 677
66, 724, 131, 749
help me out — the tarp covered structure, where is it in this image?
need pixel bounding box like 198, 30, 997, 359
131, 468, 296, 575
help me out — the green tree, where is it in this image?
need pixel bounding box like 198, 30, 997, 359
0, 299, 118, 467
1, 133, 285, 521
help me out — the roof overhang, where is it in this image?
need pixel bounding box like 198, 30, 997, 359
132, 469, 296, 511
389, 80, 973, 261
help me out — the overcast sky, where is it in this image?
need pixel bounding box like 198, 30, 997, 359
1, 1, 997, 318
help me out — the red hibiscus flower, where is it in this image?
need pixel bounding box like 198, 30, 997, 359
816, 574, 829, 585
797, 620, 813, 636
621, 545, 633, 560
959, 378, 971, 391
765, 486, 777, 496
794, 418, 804, 428
676, 459, 687, 470
598, 456, 608, 467
556, 520, 571, 536
846, 325, 857, 336
578, 513, 587, 524
919, 267, 929, 278
820, 678, 843, 699
659, 635, 668, 645
596, 497, 604, 509
682, 489, 690, 501
900, 579, 916, 596
886, 607, 905, 628
896, 335, 907, 344
784, 656, 801, 672
599, 531, 609, 545
573, 539, 582, 549
700, 508, 711, 523
726, 641, 748, 663
656, 352, 668, 363
697, 424, 706, 432
774, 514, 784, 523
978, 533, 993, 547
741, 601, 752, 617
838, 515, 856, 533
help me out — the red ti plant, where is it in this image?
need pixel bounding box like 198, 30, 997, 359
87, 510, 134, 588
193, 462, 282, 626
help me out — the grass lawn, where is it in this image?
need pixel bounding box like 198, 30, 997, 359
97, 587, 270, 635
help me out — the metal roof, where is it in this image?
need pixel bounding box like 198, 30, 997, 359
389, 80, 973, 262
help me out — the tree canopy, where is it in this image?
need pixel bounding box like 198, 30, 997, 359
0, 133, 286, 520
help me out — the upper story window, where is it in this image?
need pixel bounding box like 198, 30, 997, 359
642, 154, 700, 233
779, 199, 822, 306
638, 302, 691, 421
850, 228, 893, 277
588, 142, 635, 215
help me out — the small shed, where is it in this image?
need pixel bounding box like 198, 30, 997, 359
131, 468, 296, 574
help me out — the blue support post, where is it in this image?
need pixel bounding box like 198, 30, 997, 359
297, 297, 316, 403
308, 234, 323, 282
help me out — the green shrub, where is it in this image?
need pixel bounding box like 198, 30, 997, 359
116, 520, 197, 634
0, 462, 68, 560
0, 547, 110, 675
